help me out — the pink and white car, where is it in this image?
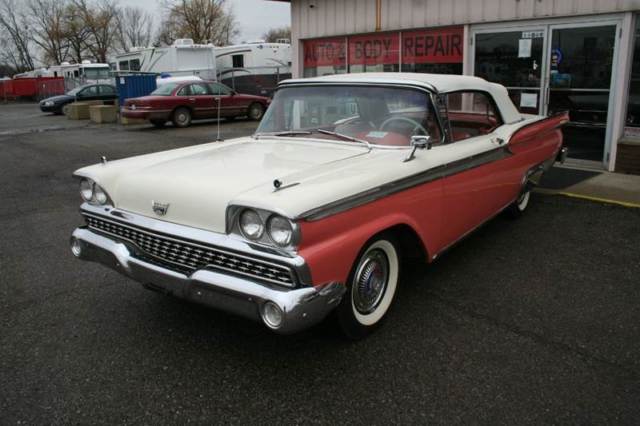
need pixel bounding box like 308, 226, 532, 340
70, 73, 567, 338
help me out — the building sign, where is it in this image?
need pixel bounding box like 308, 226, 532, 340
402, 27, 464, 64
348, 32, 400, 65
303, 37, 346, 68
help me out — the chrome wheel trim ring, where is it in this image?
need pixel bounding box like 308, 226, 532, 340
350, 240, 399, 326
352, 249, 389, 315
517, 190, 530, 211
176, 111, 189, 125
250, 104, 263, 119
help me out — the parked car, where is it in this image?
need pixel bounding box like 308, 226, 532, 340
70, 73, 568, 338
121, 81, 270, 128
39, 84, 117, 114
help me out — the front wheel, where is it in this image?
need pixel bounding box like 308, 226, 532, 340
507, 189, 531, 218
172, 107, 192, 128
336, 234, 401, 339
248, 103, 264, 121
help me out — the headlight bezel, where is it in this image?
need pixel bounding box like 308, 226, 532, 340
228, 206, 300, 251
78, 177, 113, 206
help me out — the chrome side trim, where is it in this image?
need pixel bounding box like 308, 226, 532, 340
79, 203, 313, 287
298, 146, 511, 221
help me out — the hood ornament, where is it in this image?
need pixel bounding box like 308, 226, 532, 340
152, 201, 170, 216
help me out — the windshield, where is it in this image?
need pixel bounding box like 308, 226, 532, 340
256, 85, 441, 147
151, 83, 179, 96
66, 86, 83, 96
84, 67, 110, 80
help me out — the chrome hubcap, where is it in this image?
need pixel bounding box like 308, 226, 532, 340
352, 249, 389, 314
251, 106, 262, 119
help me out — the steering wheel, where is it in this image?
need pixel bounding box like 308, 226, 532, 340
379, 116, 429, 136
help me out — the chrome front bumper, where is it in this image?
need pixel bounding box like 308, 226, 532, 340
70, 226, 345, 334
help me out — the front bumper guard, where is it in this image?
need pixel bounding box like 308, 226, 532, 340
70, 227, 345, 334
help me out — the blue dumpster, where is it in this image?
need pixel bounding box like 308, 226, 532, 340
116, 74, 157, 106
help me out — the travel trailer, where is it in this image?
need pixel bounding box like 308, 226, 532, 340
114, 39, 217, 81
215, 41, 292, 96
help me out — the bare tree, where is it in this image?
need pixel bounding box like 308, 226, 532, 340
72, 0, 119, 63
115, 6, 154, 52
65, 2, 93, 63
27, 0, 70, 66
263, 26, 291, 43
157, 0, 239, 46
0, 0, 35, 71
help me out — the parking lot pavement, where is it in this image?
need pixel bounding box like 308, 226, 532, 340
1, 103, 640, 424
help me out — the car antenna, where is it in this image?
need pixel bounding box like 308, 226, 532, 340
216, 83, 223, 142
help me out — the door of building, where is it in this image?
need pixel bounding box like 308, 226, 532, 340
473, 20, 620, 168
546, 24, 618, 163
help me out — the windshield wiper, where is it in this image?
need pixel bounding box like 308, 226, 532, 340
274, 130, 313, 136
316, 129, 371, 150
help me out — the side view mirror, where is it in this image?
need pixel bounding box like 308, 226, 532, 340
404, 135, 432, 163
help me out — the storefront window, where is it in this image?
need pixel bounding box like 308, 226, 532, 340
401, 27, 463, 74
303, 38, 347, 77
627, 19, 640, 130
348, 32, 399, 73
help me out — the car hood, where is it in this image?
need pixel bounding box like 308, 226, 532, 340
74, 137, 382, 233
42, 94, 73, 104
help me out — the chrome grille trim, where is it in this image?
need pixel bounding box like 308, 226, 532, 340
82, 213, 297, 287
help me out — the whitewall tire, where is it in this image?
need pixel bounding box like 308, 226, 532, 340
337, 234, 401, 339
508, 189, 531, 218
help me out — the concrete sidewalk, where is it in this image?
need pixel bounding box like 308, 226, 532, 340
538, 165, 640, 208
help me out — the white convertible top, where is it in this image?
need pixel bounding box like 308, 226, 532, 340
280, 72, 523, 124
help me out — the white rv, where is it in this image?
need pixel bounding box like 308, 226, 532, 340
49, 61, 111, 85
114, 39, 217, 80
215, 41, 292, 96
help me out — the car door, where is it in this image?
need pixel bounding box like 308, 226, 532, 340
185, 83, 214, 118
98, 85, 117, 104
438, 91, 516, 246
208, 82, 236, 117
77, 85, 99, 101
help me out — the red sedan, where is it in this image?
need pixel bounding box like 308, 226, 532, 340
121, 81, 270, 128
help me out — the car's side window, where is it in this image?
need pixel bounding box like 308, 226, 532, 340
445, 91, 503, 142
208, 83, 232, 96
191, 84, 209, 96
80, 86, 98, 97
100, 85, 115, 95
177, 85, 191, 96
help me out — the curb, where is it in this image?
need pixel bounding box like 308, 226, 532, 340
534, 188, 640, 209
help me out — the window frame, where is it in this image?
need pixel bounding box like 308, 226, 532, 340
441, 89, 505, 143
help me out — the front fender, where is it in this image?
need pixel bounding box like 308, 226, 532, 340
297, 179, 443, 286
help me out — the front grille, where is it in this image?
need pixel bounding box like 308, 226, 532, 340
83, 213, 296, 287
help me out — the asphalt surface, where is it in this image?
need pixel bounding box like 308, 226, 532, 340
1, 103, 640, 424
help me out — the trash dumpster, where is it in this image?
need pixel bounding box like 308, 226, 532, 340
116, 74, 157, 106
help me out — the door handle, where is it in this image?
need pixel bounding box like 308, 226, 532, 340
188, 97, 196, 102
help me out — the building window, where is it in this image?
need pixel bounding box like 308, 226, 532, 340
401, 27, 464, 74
119, 60, 129, 71
302, 37, 347, 77
348, 32, 400, 73
232, 54, 244, 68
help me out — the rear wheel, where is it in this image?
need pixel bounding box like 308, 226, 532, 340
248, 103, 264, 121
150, 119, 166, 128
507, 189, 531, 218
172, 107, 192, 128
336, 234, 401, 339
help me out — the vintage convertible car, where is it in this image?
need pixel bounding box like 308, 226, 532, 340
70, 73, 568, 338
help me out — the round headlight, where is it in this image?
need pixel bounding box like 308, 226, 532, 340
267, 215, 293, 247
80, 179, 94, 202
239, 209, 264, 240
94, 185, 108, 205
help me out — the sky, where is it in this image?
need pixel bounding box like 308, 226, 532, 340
120, 0, 291, 44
